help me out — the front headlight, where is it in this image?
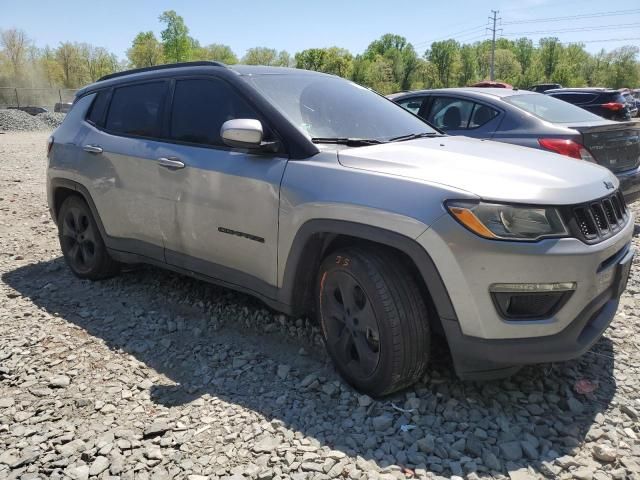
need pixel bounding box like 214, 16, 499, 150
446, 201, 568, 241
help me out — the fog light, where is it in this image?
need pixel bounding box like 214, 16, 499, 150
490, 283, 575, 320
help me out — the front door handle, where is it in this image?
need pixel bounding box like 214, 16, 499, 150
157, 157, 185, 169
83, 144, 103, 154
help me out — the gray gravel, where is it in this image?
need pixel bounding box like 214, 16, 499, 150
36, 112, 66, 130
0, 109, 65, 132
1, 131, 640, 480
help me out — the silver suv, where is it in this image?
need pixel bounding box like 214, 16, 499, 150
47, 62, 635, 396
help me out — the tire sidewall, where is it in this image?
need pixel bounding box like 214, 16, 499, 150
58, 196, 109, 279
317, 250, 399, 394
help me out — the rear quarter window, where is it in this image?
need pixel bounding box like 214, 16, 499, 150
105, 82, 167, 138
85, 90, 110, 127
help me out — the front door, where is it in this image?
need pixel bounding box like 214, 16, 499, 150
157, 77, 288, 287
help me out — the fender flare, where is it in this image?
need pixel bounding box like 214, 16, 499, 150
49, 178, 109, 238
279, 219, 458, 322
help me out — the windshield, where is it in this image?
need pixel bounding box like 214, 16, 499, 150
243, 74, 437, 141
503, 93, 603, 123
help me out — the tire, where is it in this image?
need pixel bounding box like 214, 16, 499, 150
57, 195, 119, 280
317, 247, 431, 396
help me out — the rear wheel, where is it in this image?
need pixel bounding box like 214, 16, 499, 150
57, 195, 119, 279
317, 247, 431, 396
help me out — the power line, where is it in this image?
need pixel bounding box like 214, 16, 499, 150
503, 22, 640, 36
414, 24, 487, 47
502, 8, 640, 25
559, 36, 640, 44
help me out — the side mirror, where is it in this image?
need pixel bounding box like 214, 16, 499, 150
221, 119, 263, 149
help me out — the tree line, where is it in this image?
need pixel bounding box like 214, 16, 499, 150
1, 10, 638, 94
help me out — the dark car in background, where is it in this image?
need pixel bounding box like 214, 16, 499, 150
545, 88, 632, 121
530, 83, 562, 93
389, 88, 640, 201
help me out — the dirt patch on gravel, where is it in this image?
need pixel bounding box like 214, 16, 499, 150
1, 131, 640, 479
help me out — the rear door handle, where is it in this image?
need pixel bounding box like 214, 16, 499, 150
157, 157, 185, 169
83, 144, 103, 154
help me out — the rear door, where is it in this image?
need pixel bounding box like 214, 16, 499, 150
157, 76, 288, 287
81, 81, 170, 260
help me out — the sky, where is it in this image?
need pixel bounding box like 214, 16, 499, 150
2, 0, 639, 60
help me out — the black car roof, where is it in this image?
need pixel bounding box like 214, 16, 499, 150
77, 62, 332, 97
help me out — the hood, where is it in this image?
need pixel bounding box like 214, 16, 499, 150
338, 136, 619, 205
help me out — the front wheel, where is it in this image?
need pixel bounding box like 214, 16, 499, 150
317, 247, 431, 396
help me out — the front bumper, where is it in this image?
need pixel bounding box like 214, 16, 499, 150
441, 246, 633, 380
616, 165, 640, 204
418, 212, 634, 380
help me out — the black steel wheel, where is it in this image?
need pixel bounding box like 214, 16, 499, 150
57, 195, 119, 279
318, 247, 431, 396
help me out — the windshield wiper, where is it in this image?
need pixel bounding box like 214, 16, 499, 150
388, 132, 443, 142
311, 137, 384, 146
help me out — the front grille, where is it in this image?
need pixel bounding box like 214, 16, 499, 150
564, 190, 629, 243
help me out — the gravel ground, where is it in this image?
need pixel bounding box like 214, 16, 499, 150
0, 110, 65, 132
1, 131, 640, 480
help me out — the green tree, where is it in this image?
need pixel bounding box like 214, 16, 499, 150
295, 47, 353, 76
80, 44, 118, 81
242, 47, 291, 66
492, 49, 521, 84
127, 32, 164, 68
55, 42, 84, 87
539, 37, 562, 80
513, 38, 534, 76
604, 46, 640, 88
0, 28, 29, 79
364, 34, 419, 91
192, 43, 238, 64
159, 10, 191, 63
458, 45, 477, 85
427, 40, 459, 87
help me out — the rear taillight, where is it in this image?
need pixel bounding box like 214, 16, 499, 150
47, 136, 54, 157
601, 102, 625, 111
538, 138, 595, 162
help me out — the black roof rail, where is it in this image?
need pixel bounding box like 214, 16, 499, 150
98, 61, 226, 82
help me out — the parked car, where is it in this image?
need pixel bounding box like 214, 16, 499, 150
530, 83, 562, 93
470, 81, 512, 88
620, 89, 639, 118
54, 102, 72, 113
389, 88, 640, 202
47, 62, 635, 395
545, 88, 632, 121
8, 106, 48, 116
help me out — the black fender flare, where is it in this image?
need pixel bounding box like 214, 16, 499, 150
278, 219, 458, 322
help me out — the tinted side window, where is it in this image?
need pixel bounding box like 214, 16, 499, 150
86, 90, 110, 127
428, 97, 474, 130
397, 97, 424, 115
551, 93, 598, 104
105, 82, 166, 137
469, 104, 499, 128
170, 78, 260, 146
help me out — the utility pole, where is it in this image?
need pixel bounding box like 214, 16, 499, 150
488, 10, 501, 81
